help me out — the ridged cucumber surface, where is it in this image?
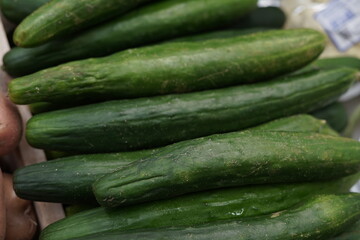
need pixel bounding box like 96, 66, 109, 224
25, 68, 357, 153
4, 0, 259, 76
40, 175, 360, 240
9, 29, 325, 105
93, 131, 360, 207
72, 194, 360, 240
14, 114, 338, 204
13, 0, 160, 47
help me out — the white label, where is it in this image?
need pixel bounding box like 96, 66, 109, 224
315, 0, 360, 52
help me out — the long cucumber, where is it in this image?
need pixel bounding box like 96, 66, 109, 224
9, 29, 325, 105
13, 114, 339, 204
39, 175, 360, 240
13, 0, 161, 47
25, 68, 357, 153
72, 194, 360, 240
93, 131, 360, 207
4, 0, 259, 76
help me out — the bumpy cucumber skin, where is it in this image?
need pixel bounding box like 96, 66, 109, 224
39, 176, 360, 240
0, 0, 49, 23
71, 194, 360, 240
9, 29, 325, 105
5, 0, 258, 76
14, 114, 338, 204
25, 68, 356, 153
13, 0, 159, 47
93, 131, 360, 207
312, 102, 348, 133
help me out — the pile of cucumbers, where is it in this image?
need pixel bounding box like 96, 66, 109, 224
2, 0, 360, 239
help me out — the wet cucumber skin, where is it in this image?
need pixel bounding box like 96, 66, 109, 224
39, 176, 360, 240
25, 68, 356, 153
72, 194, 360, 240
14, 114, 338, 204
9, 29, 325, 105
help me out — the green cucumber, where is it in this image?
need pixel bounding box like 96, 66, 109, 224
13, 0, 161, 47
311, 102, 348, 133
296, 56, 360, 74
310, 57, 360, 70
9, 29, 325, 105
13, 114, 339, 204
25, 68, 356, 153
40, 175, 360, 240
72, 194, 360, 240
231, 6, 286, 29
93, 131, 360, 207
332, 220, 360, 240
0, 0, 49, 23
4, 0, 259, 76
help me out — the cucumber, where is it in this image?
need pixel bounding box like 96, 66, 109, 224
93, 130, 360, 208
9, 29, 325, 105
296, 56, 360, 74
39, 175, 360, 240
4, 0, 259, 77
231, 6, 286, 29
332, 220, 360, 240
14, 149, 158, 204
0, 0, 49, 23
311, 57, 360, 70
311, 102, 348, 133
13, 114, 339, 204
13, 0, 161, 47
71, 194, 360, 240
25, 68, 357, 153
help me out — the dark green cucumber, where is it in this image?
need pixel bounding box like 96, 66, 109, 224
27, 28, 271, 115
25, 68, 357, 153
73, 194, 360, 240
4, 0, 259, 77
9, 29, 325, 105
0, 0, 49, 23
14, 149, 158, 204
13, 114, 338, 204
230, 6, 286, 29
13, 0, 161, 47
332, 220, 360, 240
93, 131, 360, 207
311, 102, 348, 133
40, 175, 360, 240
